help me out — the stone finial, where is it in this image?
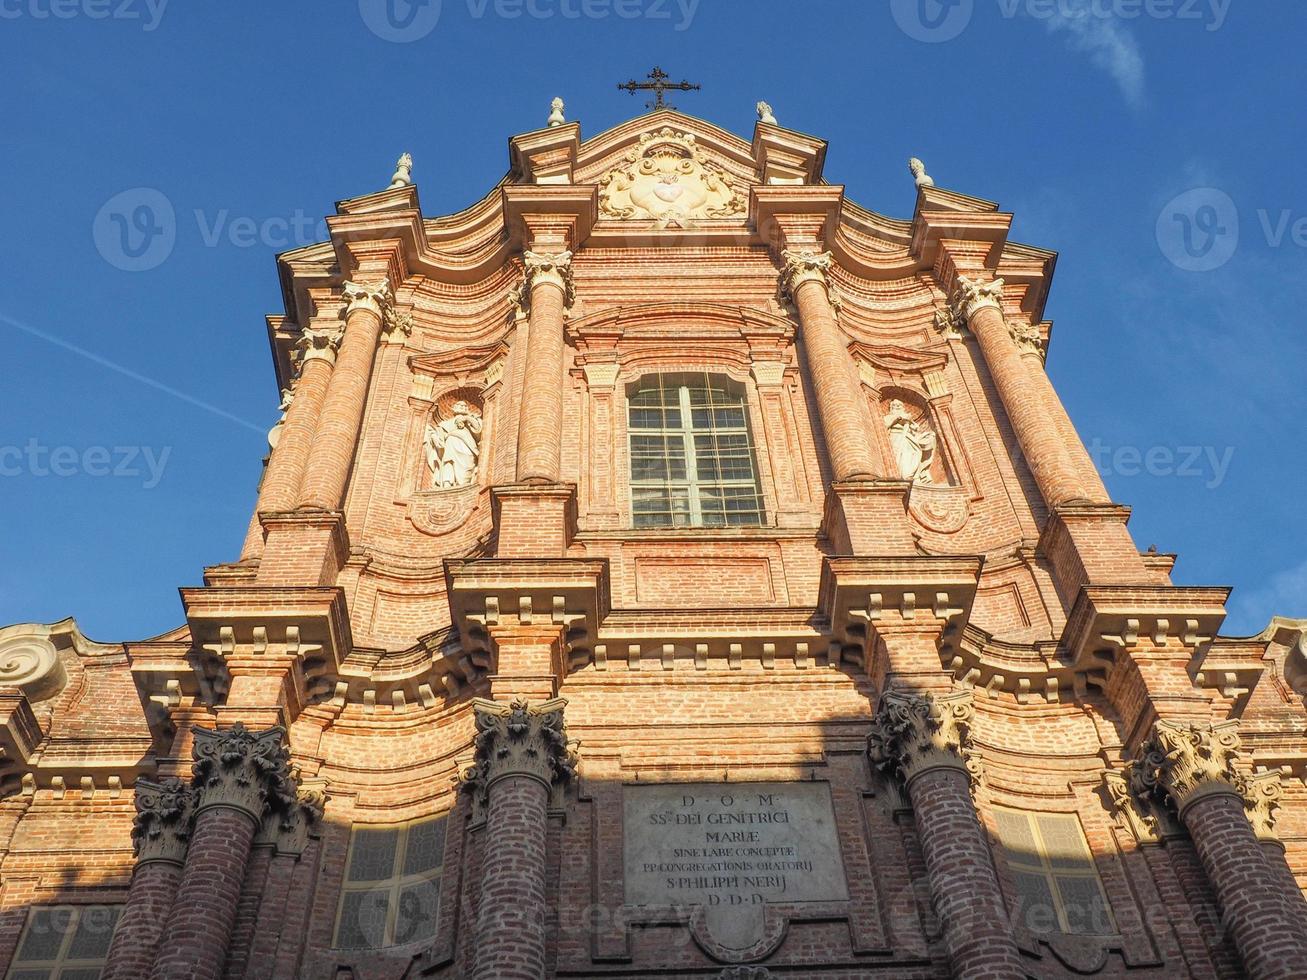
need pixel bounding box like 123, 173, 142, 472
522, 249, 576, 307
389, 152, 413, 189
778, 248, 834, 300
867, 689, 981, 787
1127, 719, 1243, 815
341, 278, 395, 319
458, 698, 576, 809
132, 777, 196, 866
192, 723, 297, 824
294, 321, 345, 368
547, 97, 566, 128
909, 157, 934, 188
756, 101, 777, 125
948, 273, 1004, 325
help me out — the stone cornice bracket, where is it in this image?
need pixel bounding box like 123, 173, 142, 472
1126, 719, 1243, 818
948, 273, 1004, 326
341, 278, 395, 320
132, 777, 196, 866
294, 321, 346, 367
867, 689, 981, 789
778, 248, 833, 301
459, 697, 577, 808
191, 723, 297, 825
522, 249, 576, 307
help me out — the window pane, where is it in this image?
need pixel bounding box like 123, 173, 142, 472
11, 970, 53, 980
347, 828, 399, 883
56, 970, 100, 980
630, 435, 686, 482
17, 909, 70, 962
336, 889, 390, 949
632, 487, 691, 528
1012, 870, 1060, 934
994, 809, 1039, 868
1055, 875, 1112, 935
392, 879, 440, 945
1037, 813, 1093, 870
403, 819, 446, 877
65, 906, 119, 960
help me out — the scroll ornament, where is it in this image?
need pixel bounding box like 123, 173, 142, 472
867, 689, 982, 787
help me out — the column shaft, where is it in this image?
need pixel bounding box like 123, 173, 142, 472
241, 356, 334, 558
907, 767, 1025, 979
473, 776, 549, 980
148, 806, 259, 980
1020, 349, 1110, 502
297, 296, 386, 510
100, 861, 183, 980
967, 303, 1087, 507
791, 277, 878, 483
516, 279, 567, 484
1183, 792, 1307, 979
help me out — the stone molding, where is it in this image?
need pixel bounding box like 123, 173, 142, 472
867, 689, 981, 787
341, 278, 394, 320
459, 697, 577, 807
1127, 719, 1244, 817
131, 776, 196, 866
191, 723, 297, 824
295, 322, 345, 367
522, 249, 576, 307
778, 248, 833, 300
719, 968, 772, 980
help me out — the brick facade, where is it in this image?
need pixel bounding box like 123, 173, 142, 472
2, 109, 1305, 979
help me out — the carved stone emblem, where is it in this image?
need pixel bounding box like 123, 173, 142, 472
459, 698, 576, 810
867, 689, 981, 787
132, 777, 196, 865
192, 723, 297, 823
598, 128, 745, 227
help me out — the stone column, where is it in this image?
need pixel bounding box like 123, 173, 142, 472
296, 279, 392, 511
240, 321, 343, 559
515, 250, 573, 485
462, 698, 575, 980
1129, 721, 1307, 979
950, 275, 1088, 508
779, 249, 878, 483
149, 725, 295, 980
868, 690, 1024, 980
101, 778, 195, 980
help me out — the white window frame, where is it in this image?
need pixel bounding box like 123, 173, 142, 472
333, 816, 446, 950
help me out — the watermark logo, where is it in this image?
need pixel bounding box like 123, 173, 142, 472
1156, 187, 1240, 272
1088, 439, 1234, 489
0, 441, 172, 489
92, 188, 176, 272
358, 0, 443, 42
891, 0, 974, 42
0, 0, 169, 30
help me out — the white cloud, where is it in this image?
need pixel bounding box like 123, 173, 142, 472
1228, 558, 1307, 636
1039, 1, 1147, 108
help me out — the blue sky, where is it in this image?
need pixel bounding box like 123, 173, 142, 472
1, 0, 1302, 641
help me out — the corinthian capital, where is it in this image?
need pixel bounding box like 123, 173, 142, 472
191, 723, 297, 824
341, 278, 394, 319
132, 777, 196, 866
867, 689, 980, 786
295, 321, 345, 367
778, 248, 834, 299
1127, 719, 1243, 815
522, 249, 576, 306
459, 698, 576, 808
948, 274, 1005, 324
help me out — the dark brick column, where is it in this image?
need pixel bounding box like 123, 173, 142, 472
869, 690, 1024, 980
148, 724, 296, 980
462, 698, 575, 980
1129, 721, 1307, 980
101, 778, 195, 980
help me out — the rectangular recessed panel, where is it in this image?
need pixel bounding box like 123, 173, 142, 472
633, 557, 775, 606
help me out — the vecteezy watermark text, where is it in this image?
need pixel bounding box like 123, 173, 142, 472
1087, 439, 1234, 489
0, 0, 167, 30
891, 0, 1229, 43
357, 0, 698, 42
1156, 188, 1307, 272
0, 441, 171, 489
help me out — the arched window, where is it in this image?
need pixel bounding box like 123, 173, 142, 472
627, 373, 765, 528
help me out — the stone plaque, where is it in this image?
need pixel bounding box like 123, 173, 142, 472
624, 782, 849, 950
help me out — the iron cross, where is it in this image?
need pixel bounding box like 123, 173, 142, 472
617, 66, 701, 111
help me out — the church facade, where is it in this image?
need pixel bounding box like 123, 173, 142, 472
1, 105, 1305, 979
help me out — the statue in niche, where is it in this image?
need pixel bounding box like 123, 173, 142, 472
425, 399, 482, 489
884, 398, 939, 485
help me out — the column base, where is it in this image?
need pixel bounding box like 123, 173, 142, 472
492, 483, 577, 558
254, 509, 351, 586
822, 480, 916, 555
